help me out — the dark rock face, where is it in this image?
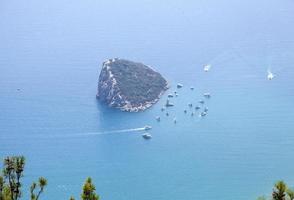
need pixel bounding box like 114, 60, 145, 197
97, 58, 168, 112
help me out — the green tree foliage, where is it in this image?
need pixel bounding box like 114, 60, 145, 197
30, 177, 47, 200
0, 176, 3, 200
70, 177, 99, 200
0, 156, 47, 200
81, 178, 99, 200
286, 188, 294, 200
256, 195, 267, 200
272, 181, 287, 200
2, 156, 25, 200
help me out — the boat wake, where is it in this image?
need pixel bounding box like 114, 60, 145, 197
80, 127, 146, 137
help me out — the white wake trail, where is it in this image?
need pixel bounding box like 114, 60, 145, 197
80, 127, 146, 136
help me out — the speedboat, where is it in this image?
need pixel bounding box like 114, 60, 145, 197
144, 125, 152, 130
267, 69, 275, 80
203, 93, 211, 98
204, 64, 211, 72
177, 83, 183, 88
142, 133, 152, 139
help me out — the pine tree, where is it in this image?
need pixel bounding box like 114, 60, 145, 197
272, 181, 287, 200
286, 188, 294, 200
30, 177, 47, 200
81, 178, 99, 200
2, 156, 25, 200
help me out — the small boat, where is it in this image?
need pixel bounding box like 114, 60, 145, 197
195, 106, 200, 110
200, 112, 207, 117
166, 112, 169, 116
198, 100, 205, 104
165, 100, 174, 107
173, 118, 177, 123
161, 107, 165, 112
177, 83, 183, 88
144, 125, 152, 130
156, 116, 161, 122
142, 133, 152, 139
175, 93, 178, 97
267, 69, 275, 80
204, 107, 208, 112
203, 93, 211, 98
188, 103, 193, 107
191, 112, 194, 116
168, 94, 174, 98
184, 110, 187, 114
204, 64, 211, 72
190, 87, 194, 90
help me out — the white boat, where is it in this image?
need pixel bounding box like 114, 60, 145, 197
177, 83, 183, 88
144, 125, 152, 130
203, 93, 211, 98
267, 69, 275, 80
200, 112, 207, 117
142, 133, 152, 139
156, 116, 161, 121
204, 64, 211, 72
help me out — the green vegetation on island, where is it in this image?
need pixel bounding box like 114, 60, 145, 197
97, 58, 168, 112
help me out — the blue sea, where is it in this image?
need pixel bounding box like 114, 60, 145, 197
1, 0, 294, 199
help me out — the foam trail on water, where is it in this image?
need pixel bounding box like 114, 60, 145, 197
80, 127, 146, 136
13, 127, 148, 140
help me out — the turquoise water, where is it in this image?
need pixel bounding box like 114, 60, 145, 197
1, 0, 294, 199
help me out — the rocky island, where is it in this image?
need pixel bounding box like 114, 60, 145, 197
97, 58, 169, 112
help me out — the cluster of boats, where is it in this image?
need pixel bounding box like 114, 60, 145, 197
143, 81, 212, 140
162, 83, 211, 120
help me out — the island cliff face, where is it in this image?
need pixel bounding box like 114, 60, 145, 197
97, 58, 168, 112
